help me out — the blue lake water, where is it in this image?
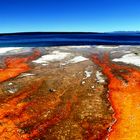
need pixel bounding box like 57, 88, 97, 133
0, 32, 140, 47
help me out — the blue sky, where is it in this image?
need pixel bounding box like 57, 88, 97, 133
0, 0, 140, 33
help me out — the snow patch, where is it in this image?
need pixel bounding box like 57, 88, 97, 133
96, 45, 119, 49
84, 71, 92, 78
42, 63, 48, 66
68, 56, 89, 63
91, 85, 95, 89
68, 45, 91, 49
81, 81, 86, 85
96, 71, 105, 83
111, 50, 131, 54
0, 47, 23, 54
8, 88, 18, 94
8, 82, 13, 86
119, 45, 131, 48
20, 73, 35, 77
33, 51, 70, 64
112, 53, 140, 67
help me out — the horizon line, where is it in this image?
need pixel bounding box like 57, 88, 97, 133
0, 31, 140, 35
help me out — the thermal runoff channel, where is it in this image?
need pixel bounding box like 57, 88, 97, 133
92, 53, 140, 140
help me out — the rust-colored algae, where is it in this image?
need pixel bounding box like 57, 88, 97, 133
92, 53, 140, 140
0, 48, 72, 139
0, 78, 72, 139
23, 101, 72, 140
0, 80, 43, 140
0, 49, 40, 82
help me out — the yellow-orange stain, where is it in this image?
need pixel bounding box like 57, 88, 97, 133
92, 53, 140, 140
0, 49, 40, 82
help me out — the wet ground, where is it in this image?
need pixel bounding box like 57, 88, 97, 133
0, 45, 140, 140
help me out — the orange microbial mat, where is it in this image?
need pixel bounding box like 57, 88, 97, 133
92, 53, 140, 140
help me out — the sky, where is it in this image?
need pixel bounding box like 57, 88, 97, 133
0, 0, 140, 33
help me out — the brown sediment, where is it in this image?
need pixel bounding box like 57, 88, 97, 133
92, 53, 140, 140
0, 49, 40, 82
